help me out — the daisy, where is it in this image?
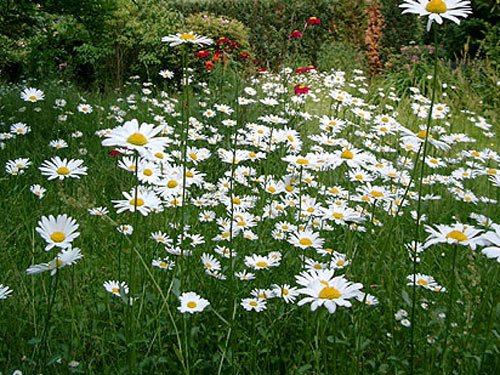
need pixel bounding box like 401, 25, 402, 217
201, 253, 221, 273
152, 258, 175, 270
244, 254, 279, 270
272, 284, 300, 303
178, 292, 210, 314
103, 280, 129, 297
26, 248, 83, 276
102, 119, 169, 154
159, 69, 174, 79
241, 298, 267, 312
0, 284, 13, 300
88, 207, 109, 216
235, 270, 255, 281
161, 32, 213, 47
10, 122, 31, 135
49, 139, 68, 149
30, 184, 47, 199
288, 230, 324, 250
117, 224, 134, 235
21, 87, 45, 102
406, 273, 443, 291
400, 0, 472, 31
112, 187, 161, 216
423, 223, 482, 250
77, 103, 93, 114
479, 224, 500, 262
297, 275, 363, 314
39, 157, 87, 180
36, 214, 80, 251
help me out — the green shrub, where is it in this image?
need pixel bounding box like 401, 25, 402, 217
185, 13, 251, 52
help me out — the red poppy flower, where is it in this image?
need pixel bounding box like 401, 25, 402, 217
205, 61, 214, 71
289, 30, 303, 39
195, 50, 210, 58
306, 16, 321, 25
109, 149, 121, 156
294, 84, 310, 95
256, 67, 267, 73
238, 52, 250, 59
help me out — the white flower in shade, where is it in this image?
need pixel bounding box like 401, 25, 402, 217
423, 223, 482, 250
117, 224, 134, 235
30, 184, 47, 199
26, 248, 83, 276
161, 32, 213, 47
400, 0, 472, 31
88, 207, 109, 216
102, 119, 169, 154
297, 275, 363, 314
159, 69, 174, 79
406, 273, 445, 292
21, 87, 45, 102
39, 157, 87, 180
49, 139, 68, 149
0, 284, 13, 300
10, 122, 31, 135
36, 214, 80, 251
178, 292, 210, 314
103, 280, 129, 297
152, 258, 175, 270
77, 103, 93, 114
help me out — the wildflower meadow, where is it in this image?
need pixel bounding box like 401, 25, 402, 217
0, 0, 498, 374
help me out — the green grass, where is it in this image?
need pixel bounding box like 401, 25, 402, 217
0, 62, 498, 375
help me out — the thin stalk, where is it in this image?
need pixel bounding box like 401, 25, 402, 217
441, 245, 459, 372
410, 27, 439, 375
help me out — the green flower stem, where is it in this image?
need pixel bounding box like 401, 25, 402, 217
410, 26, 439, 375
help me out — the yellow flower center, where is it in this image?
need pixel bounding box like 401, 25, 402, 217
167, 180, 178, 188
180, 33, 196, 41
319, 286, 342, 300
249, 301, 258, 307
337, 260, 345, 267
487, 169, 496, 175
255, 261, 268, 268
129, 198, 145, 207
189, 153, 198, 160
154, 152, 164, 159
341, 149, 353, 159
186, 171, 194, 178
333, 213, 344, 220
299, 238, 313, 246
417, 279, 429, 286
50, 231, 66, 243
446, 230, 468, 242
417, 130, 433, 139
370, 190, 384, 198
159, 261, 167, 268
56, 166, 70, 175
111, 287, 120, 294
296, 158, 309, 165
127, 133, 148, 146
143, 169, 153, 176
55, 258, 64, 268
28, 95, 38, 101
426, 0, 447, 14
187, 301, 197, 309
268, 186, 276, 193
232, 197, 241, 205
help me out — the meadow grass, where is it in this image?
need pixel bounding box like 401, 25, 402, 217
0, 59, 498, 375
